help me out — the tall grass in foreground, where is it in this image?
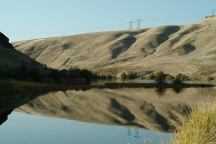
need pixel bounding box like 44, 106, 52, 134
172, 102, 216, 144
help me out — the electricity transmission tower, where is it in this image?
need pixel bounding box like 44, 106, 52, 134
136, 19, 142, 30
212, 9, 216, 16
129, 21, 134, 30
129, 19, 143, 30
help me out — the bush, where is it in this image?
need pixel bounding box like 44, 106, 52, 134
120, 72, 127, 79
173, 73, 190, 84
208, 76, 214, 81
127, 73, 140, 79
154, 71, 167, 84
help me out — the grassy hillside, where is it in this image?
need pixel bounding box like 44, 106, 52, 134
0, 32, 98, 82
14, 17, 216, 80
0, 32, 42, 73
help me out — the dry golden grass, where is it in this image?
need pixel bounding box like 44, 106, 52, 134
14, 17, 216, 80
173, 101, 216, 144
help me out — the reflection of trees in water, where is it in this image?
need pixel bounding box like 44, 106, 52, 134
155, 86, 184, 97
155, 87, 167, 96
172, 86, 184, 93
0, 109, 13, 125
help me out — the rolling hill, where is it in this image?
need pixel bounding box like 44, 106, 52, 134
14, 17, 216, 80
0, 32, 42, 73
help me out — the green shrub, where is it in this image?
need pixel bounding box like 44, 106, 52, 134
127, 73, 138, 79
173, 73, 190, 84
154, 71, 166, 84
0, 64, 102, 83
120, 72, 127, 79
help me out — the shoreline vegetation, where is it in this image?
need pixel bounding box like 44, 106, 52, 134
0, 65, 113, 84
1, 78, 214, 94
0, 70, 215, 99
172, 102, 216, 144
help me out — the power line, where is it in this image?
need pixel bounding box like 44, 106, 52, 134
212, 9, 216, 16
129, 19, 142, 30
136, 19, 143, 30
4, 12, 209, 36
129, 21, 134, 30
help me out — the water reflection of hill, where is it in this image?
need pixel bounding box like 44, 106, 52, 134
16, 87, 216, 132
0, 81, 215, 131
0, 110, 13, 125
0, 84, 91, 125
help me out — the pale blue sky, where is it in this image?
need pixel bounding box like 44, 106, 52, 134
0, 0, 215, 41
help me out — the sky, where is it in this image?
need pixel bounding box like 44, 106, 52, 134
0, 0, 216, 42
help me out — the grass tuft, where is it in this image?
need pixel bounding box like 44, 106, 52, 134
173, 102, 216, 144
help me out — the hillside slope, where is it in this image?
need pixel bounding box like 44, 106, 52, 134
0, 32, 41, 73
14, 17, 216, 80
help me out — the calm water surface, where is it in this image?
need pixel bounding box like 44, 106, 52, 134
0, 112, 172, 144
1, 82, 214, 144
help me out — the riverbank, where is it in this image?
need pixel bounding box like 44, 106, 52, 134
1, 80, 215, 95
